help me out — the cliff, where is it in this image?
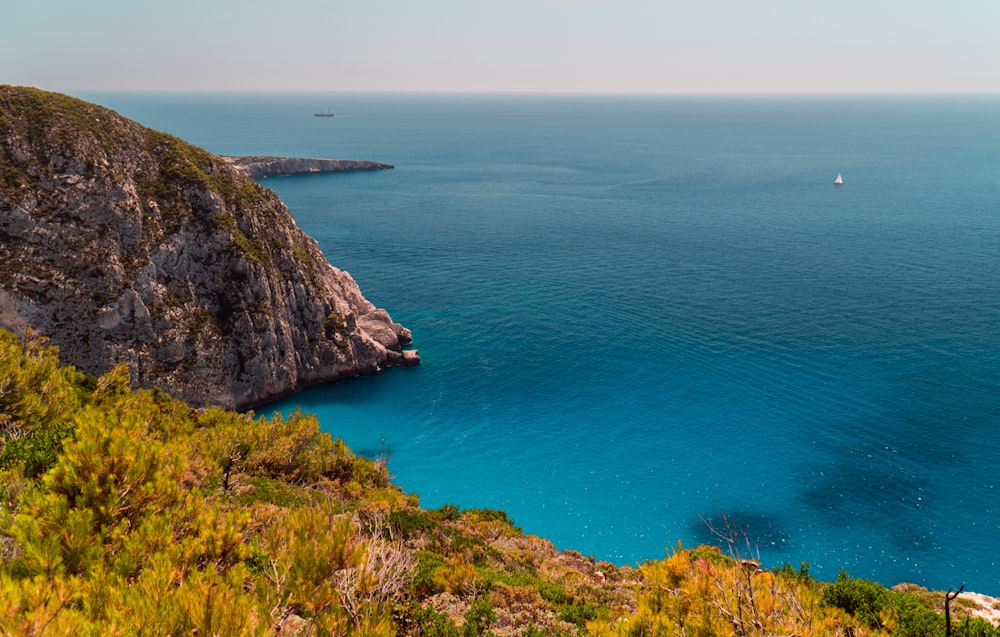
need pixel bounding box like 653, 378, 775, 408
0, 86, 418, 410
225, 156, 394, 178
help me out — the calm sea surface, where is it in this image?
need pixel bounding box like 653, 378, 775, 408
82, 92, 1000, 592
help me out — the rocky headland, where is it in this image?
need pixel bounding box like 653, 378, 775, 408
225, 155, 394, 179
0, 86, 418, 410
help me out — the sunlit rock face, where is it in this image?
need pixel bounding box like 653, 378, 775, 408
0, 86, 417, 410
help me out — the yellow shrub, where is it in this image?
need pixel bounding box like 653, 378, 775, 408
433, 553, 479, 595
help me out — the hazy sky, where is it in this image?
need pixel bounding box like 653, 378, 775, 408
5, 0, 999, 93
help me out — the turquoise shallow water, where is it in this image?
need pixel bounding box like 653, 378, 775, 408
84, 92, 1000, 592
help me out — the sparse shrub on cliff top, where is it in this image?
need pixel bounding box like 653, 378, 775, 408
821, 571, 892, 628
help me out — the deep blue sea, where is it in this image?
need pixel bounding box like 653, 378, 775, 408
81, 92, 1000, 593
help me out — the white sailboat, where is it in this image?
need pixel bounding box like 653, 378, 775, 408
833, 172, 843, 185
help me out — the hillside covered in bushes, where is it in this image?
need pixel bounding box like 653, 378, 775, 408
0, 327, 997, 636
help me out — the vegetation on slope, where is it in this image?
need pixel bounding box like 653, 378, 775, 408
0, 328, 996, 636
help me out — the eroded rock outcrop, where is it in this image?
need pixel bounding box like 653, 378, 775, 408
0, 86, 418, 410
226, 156, 394, 178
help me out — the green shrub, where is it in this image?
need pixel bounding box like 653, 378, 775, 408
476, 568, 537, 591
888, 592, 943, 637
537, 581, 569, 605
451, 533, 495, 565
557, 602, 600, 626
820, 571, 890, 628
0, 421, 74, 478
820, 575, 947, 637
413, 550, 449, 596
390, 508, 440, 538
460, 508, 522, 533
8, 406, 187, 577
431, 503, 462, 522
955, 617, 1000, 637
462, 599, 497, 637
400, 606, 460, 637
774, 560, 812, 583
0, 329, 90, 455
229, 476, 316, 507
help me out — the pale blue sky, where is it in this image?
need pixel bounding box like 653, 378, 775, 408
5, 0, 999, 93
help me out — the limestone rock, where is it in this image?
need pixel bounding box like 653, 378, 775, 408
0, 86, 418, 410
225, 156, 394, 178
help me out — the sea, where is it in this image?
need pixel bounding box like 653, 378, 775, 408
78, 91, 1000, 593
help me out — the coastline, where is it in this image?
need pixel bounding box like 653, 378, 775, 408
223, 155, 394, 178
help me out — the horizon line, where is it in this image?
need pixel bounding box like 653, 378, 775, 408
51, 87, 1000, 98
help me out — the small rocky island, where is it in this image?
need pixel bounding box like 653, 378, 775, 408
0, 86, 417, 410
225, 156, 394, 179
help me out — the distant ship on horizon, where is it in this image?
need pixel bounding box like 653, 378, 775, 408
314, 109, 335, 117
834, 172, 843, 185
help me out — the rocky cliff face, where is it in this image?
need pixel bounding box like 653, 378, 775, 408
0, 86, 418, 410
